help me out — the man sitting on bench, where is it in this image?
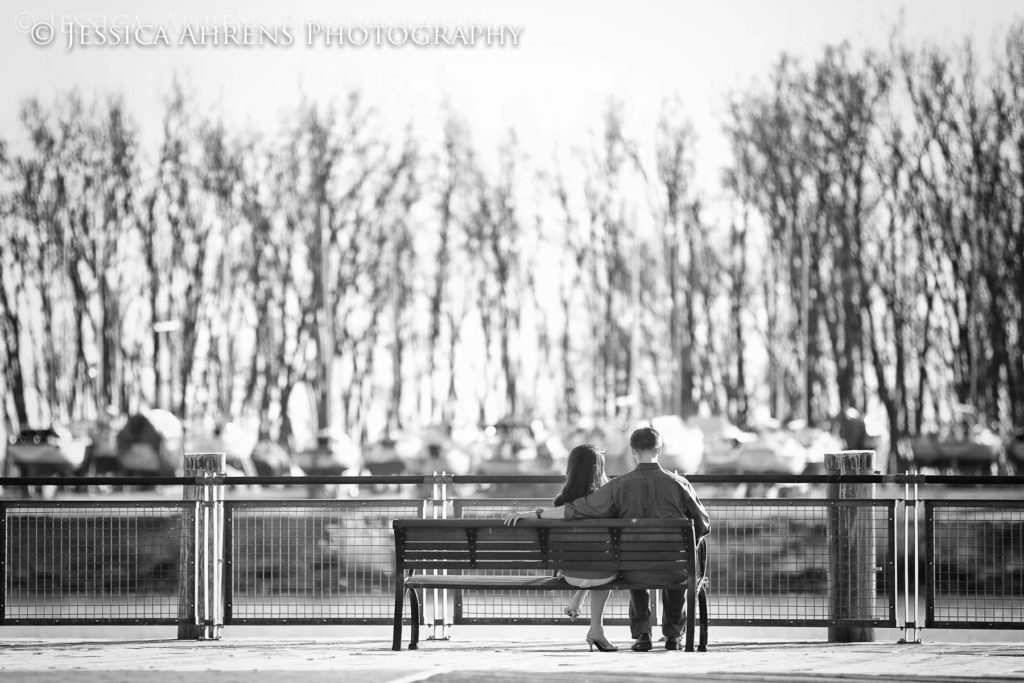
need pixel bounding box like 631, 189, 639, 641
504, 426, 710, 652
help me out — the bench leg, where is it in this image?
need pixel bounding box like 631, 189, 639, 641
697, 586, 708, 652
409, 587, 421, 650
392, 579, 405, 651
685, 586, 696, 652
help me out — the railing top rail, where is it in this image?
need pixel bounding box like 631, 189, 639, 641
0, 499, 193, 508
225, 498, 422, 508
703, 498, 894, 506
1, 473, 1023, 488
442, 473, 1024, 485
923, 499, 1024, 508
394, 518, 695, 529
0, 474, 431, 487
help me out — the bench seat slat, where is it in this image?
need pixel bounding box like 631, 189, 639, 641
406, 575, 567, 590
619, 532, 688, 542
406, 561, 689, 572
610, 548, 684, 557
403, 561, 552, 570
401, 530, 468, 541
405, 574, 691, 591
404, 551, 550, 561
405, 562, 684, 572
406, 549, 619, 560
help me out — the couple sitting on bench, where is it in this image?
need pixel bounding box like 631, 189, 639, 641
502, 426, 710, 652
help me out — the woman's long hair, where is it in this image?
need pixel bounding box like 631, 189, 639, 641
554, 444, 608, 506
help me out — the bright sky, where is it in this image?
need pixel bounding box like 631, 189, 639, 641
3, 0, 1021, 204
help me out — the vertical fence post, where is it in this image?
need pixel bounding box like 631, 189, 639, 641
826, 449, 876, 643
222, 501, 233, 626
178, 452, 225, 640
0, 502, 6, 623
426, 471, 453, 641
439, 472, 452, 640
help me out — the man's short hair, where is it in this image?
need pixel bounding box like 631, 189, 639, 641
630, 427, 662, 453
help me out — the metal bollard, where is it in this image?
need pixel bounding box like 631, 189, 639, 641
826, 450, 877, 643
178, 452, 226, 640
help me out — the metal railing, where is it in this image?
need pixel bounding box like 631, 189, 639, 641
1, 471, 1023, 641
448, 497, 896, 628
924, 500, 1024, 629
1, 500, 189, 624
225, 499, 422, 624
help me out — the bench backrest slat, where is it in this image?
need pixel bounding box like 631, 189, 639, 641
394, 519, 695, 575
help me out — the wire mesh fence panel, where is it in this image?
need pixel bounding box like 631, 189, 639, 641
451, 499, 634, 624
705, 500, 895, 626
2, 501, 188, 624
226, 499, 421, 623
925, 501, 1024, 628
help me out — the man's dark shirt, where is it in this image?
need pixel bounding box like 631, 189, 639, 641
562, 462, 710, 538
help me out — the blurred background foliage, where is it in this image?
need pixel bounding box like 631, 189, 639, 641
2, 26, 1024, 467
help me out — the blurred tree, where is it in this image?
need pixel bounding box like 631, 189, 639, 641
425, 114, 475, 425
0, 137, 32, 427
656, 97, 700, 418
4, 25, 1024, 453
146, 81, 218, 419
582, 101, 647, 420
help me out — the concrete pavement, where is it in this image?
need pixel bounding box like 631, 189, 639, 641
2, 630, 1023, 682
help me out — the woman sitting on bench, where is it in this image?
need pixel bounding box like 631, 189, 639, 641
503, 444, 618, 652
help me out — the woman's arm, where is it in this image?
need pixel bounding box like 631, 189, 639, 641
502, 505, 567, 525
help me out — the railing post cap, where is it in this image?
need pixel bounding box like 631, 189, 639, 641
824, 450, 875, 473
184, 452, 227, 474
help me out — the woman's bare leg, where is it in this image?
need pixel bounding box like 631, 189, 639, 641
565, 589, 587, 617
586, 589, 611, 640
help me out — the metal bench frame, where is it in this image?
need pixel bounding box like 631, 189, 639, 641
392, 518, 709, 652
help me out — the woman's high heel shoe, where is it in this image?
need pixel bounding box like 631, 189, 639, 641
563, 606, 581, 622
586, 636, 618, 652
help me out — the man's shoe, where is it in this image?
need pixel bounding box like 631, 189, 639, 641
631, 634, 653, 652
665, 636, 682, 651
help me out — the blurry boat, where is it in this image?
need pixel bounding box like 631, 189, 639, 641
472, 419, 564, 496
408, 424, 476, 476
739, 429, 808, 474
293, 428, 361, 475
910, 429, 1003, 474
363, 432, 416, 476
473, 420, 542, 476
250, 440, 301, 477
700, 423, 756, 474
115, 409, 184, 476
5, 425, 90, 477
703, 423, 806, 475
909, 405, 1003, 475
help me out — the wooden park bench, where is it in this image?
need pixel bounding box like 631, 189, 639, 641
391, 518, 709, 652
